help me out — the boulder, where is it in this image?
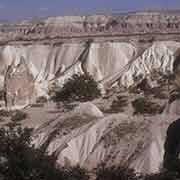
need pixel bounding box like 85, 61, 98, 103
74, 102, 104, 118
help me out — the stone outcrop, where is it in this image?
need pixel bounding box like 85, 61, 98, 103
29, 102, 176, 174
4, 57, 34, 108
1, 10, 180, 43
1, 10, 180, 174
0, 40, 180, 108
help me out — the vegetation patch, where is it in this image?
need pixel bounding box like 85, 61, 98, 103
36, 96, 48, 104
0, 122, 63, 180
51, 74, 101, 103
143, 172, 179, 180
95, 164, 139, 180
95, 164, 180, 180
0, 122, 90, 180
11, 110, 27, 122
62, 166, 89, 180
0, 110, 10, 117
107, 95, 128, 113
0, 122, 180, 180
0, 90, 5, 101
169, 89, 180, 104
132, 97, 165, 115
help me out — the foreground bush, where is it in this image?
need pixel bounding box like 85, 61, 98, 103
0, 109, 10, 117
96, 164, 140, 180
144, 172, 179, 180
51, 74, 101, 102
95, 164, 180, 180
62, 166, 89, 180
1, 122, 180, 180
0, 122, 63, 180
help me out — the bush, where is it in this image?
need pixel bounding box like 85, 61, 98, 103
0, 122, 91, 180
151, 87, 167, 99
0, 122, 63, 180
36, 96, 48, 104
0, 90, 5, 101
107, 95, 128, 113
62, 166, 89, 180
11, 110, 27, 122
0, 110, 10, 117
132, 97, 165, 115
95, 165, 180, 180
51, 74, 101, 102
169, 89, 180, 104
144, 172, 179, 180
95, 164, 139, 180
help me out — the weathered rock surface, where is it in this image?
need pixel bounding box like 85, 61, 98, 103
73, 102, 104, 118
25, 101, 178, 174
0, 41, 180, 108
1, 10, 180, 42
1, 11, 180, 175
5, 57, 34, 108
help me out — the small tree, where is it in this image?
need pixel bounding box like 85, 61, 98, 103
36, 96, 48, 104
11, 110, 27, 122
144, 172, 179, 180
132, 97, 165, 115
0, 122, 63, 180
108, 95, 128, 113
95, 164, 139, 180
51, 74, 101, 102
169, 89, 180, 104
0, 90, 5, 101
62, 166, 89, 180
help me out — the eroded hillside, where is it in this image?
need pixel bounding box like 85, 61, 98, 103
0, 40, 179, 108
0, 10, 180, 175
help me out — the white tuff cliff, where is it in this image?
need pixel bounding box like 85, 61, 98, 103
0, 38, 180, 174
0, 41, 180, 108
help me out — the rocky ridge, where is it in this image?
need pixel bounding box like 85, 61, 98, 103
1, 10, 180, 44
0, 40, 179, 108
0, 10, 180, 175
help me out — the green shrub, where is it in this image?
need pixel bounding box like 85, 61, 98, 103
107, 95, 128, 113
150, 87, 168, 99
0, 122, 91, 180
169, 89, 180, 104
11, 110, 27, 122
132, 97, 165, 115
95, 164, 139, 180
51, 74, 101, 102
144, 172, 179, 180
95, 165, 180, 180
62, 166, 89, 180
0, 90, 5, 101
0, 110, 10, 117
0, 122, 63, 180
36, 96, 48, 104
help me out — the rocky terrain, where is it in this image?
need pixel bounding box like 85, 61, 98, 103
1, 10, 180, 44
1, 10, 180, 174
0, 40, 179, 108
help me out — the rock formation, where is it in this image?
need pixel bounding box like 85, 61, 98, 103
0, 40, 179, 108
1, 10, 180, 42
1, 10, 180, 174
